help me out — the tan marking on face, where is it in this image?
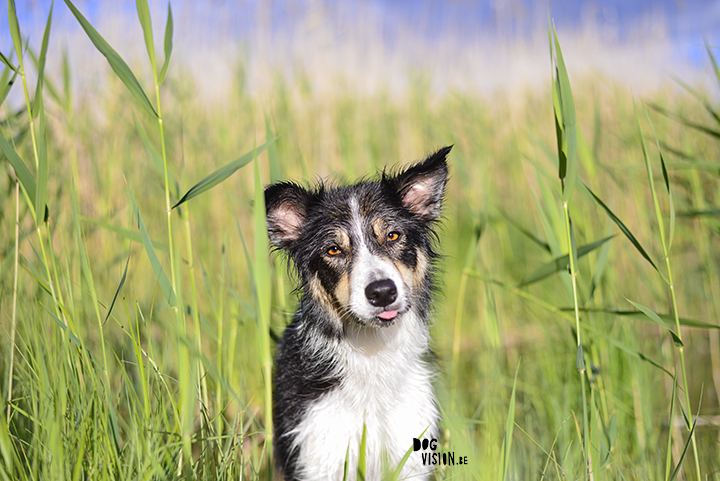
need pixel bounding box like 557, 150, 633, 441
337, 230, 351, 253
372, 218, 387, 243
333, 272, 351, 313
308, 262, 351, 328
308, 274, 343, 330
395, 260, 415, 291
309, 274, 335, 313
412, 249, 429, 288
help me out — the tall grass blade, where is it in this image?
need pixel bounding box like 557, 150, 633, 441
134, 114, 163, 171
678, 208, 720, 217
450, 226, 481, 409
552, 26, 578, 202
668, 417, 697, 481
389, 425, 430, 480
63, 0, 158, 118
581, 180, 659, 272
661, 151, 676, 250
626, 298, 683, 347
597, 411, 617, 468
7, 0, 23, 63
265, 114, 282, 183
0, 66, 18, 106
342, 443, 351, 481
567, 308, 718, 329
71, 181, 105, 335
666, 160, 720, 171
480, 274, 680, 380
390, 442, 416, 480
127, 184, 178, 307
357, 423, 367, 481
234, 211, 256, 295
501, 362, 520, 481
635, 100, 677, 297
135, 0, 156, 70
670, 75, 720, 125
568, 215, 579, 280
30, 2, 53, 119
677, 396, 691, 429
62, 45, 70, 108
158, 2, 173, 85
544, 36, 585, 470
71, 182, 121, 470
252, 151, 273, 461
500, 210, 551, 253
0, 415, 16, 479
647, 102, 720, 140
20, 258, 53, 296
706, 41, 720, 98
0, 52, 18, 73
533, 173, 564, 257
576, 342, 586, 371
81, 215, 168, 252
45, 305, 84, 350
35, 96, 48, 226
172, 138, 274, 209
549, 16, 565, 183
29, 47, 61, 109
553, 81, 566, 182
0, 129, 37, 213
103, 252, 130, 325
134, 114, 179, 197
518, 235, 614, 287
664, 380, 677, 481
644, 108, 676, 251
586, 223, 612, 303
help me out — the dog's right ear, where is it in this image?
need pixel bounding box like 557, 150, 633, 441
389, 145, 451, 221
265, 182, 310, 249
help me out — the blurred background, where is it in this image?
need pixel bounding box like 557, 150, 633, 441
2, 0, 720, 479
3, 0, 719, 103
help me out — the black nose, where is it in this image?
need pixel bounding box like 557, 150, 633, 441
365, 279, 398, 307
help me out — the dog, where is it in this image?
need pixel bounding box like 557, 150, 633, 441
265, 146, 451, 480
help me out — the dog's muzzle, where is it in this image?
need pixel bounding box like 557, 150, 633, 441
365, 279, 400, 321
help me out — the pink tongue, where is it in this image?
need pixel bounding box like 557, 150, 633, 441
379, 310, 398, 320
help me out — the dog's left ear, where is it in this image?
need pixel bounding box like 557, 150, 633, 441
389, 145, 451, 221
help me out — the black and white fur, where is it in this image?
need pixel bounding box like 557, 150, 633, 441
266, 146, 451, 481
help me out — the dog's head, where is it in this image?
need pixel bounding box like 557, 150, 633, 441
265, 146, 450, 329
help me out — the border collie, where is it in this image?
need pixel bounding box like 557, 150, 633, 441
265, 146, 451, 480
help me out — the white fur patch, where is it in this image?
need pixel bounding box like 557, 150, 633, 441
287, 311, 437, 480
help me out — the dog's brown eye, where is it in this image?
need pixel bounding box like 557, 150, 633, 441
327, 246, 341, 256
387, 232, 400, 242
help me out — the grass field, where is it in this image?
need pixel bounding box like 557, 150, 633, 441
1, 1, 720, 479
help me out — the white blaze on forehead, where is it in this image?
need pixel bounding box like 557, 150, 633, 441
348, 197, 364, 244
347, 196, 407, 321
349, 196, 375, 265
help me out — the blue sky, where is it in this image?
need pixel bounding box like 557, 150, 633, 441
6, 0, 719, 58
2, 1, 719, 100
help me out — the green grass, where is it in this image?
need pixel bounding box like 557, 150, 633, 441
2, 3, 720, 480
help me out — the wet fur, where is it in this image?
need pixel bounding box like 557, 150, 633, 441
266, 146, 451, 480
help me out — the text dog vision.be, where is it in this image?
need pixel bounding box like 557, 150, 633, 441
414, 438, 469, 466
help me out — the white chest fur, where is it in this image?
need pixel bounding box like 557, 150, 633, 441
287, 312, 438, 481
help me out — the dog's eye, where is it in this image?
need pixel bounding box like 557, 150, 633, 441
327, 245, 342, 256
386, 232, 400, 242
